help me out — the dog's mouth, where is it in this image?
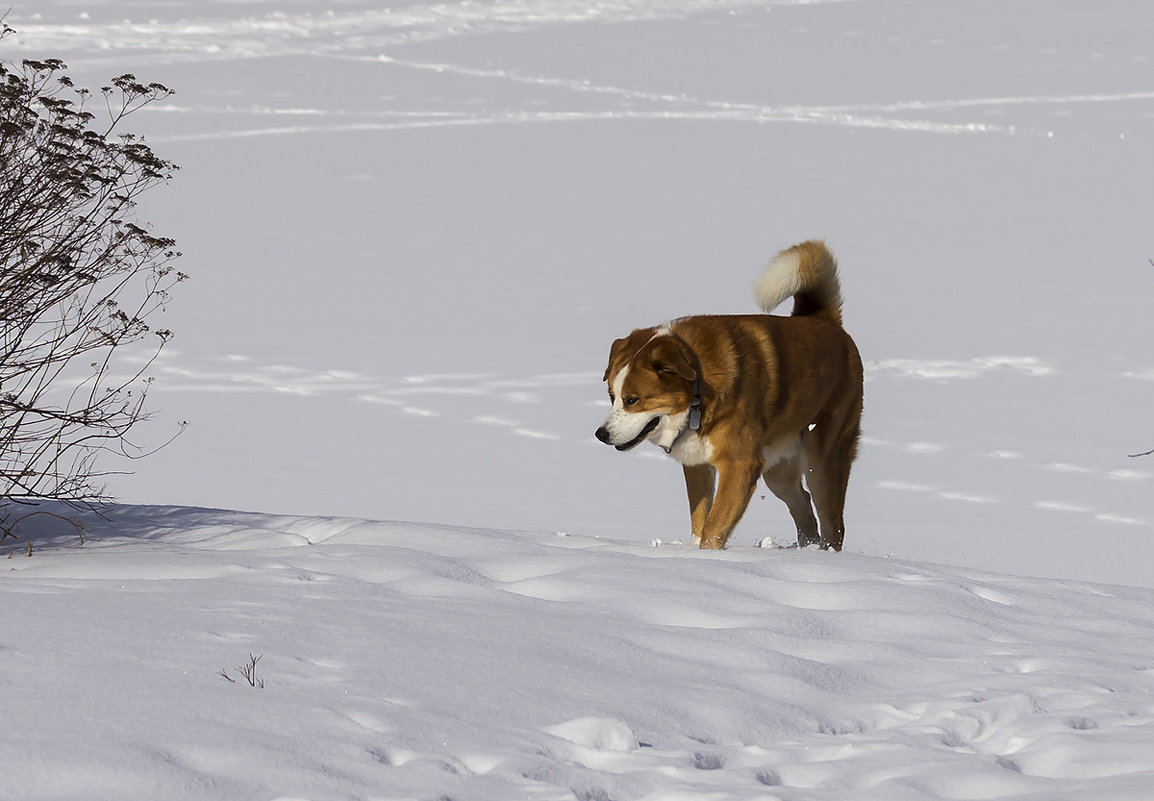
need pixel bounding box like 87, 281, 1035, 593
615, 416, 661, 451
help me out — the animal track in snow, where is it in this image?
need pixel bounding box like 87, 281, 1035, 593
870, 434, 1149, 529
13, 4, 1152, 142
139, 53, 1154, 142
148, 351, 588, 444
875, 464, 1149, 527
869, 355, 1056, 380
149, 350, 1152, 531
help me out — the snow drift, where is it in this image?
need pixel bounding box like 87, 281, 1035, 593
4, 505, 1154, 800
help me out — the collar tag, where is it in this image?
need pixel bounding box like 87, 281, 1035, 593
688, 375, 702, 431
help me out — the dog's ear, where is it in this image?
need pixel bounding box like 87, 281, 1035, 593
648, 337, 696, 383
604, 329, 658, 381
604, 336, 630, 382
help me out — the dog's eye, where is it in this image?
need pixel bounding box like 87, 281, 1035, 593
624, 396, 639, 407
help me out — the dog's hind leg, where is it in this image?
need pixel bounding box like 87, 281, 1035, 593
804, 427, 858, 551
682, 464, 716, 545
763, 454, 820, 547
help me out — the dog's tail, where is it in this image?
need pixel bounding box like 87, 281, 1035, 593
752, 240, 844, 326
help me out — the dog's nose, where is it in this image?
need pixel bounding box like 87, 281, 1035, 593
594, 427, 611, 443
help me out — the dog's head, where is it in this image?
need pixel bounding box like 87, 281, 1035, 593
594, 328, 699, 453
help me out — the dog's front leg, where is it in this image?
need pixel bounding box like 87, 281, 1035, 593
698, 459, 761, 549
682, 464, 715, 545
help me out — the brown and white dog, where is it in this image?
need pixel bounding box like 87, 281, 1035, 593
594, 240, 863, 550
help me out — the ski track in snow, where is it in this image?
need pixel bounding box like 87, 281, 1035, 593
6, 506, 1154, 800
7, 1, 1153, 140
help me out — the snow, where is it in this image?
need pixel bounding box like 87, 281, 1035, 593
3, 0, 1154, 798
7, 506, 1154, 799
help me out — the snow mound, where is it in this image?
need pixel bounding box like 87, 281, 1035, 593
5, 504, 1154, 800
545, 717, 639, 752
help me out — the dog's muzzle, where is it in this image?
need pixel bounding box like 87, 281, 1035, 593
595, 417, 660, 451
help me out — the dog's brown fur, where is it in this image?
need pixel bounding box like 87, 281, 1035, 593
595, 241, 863, 550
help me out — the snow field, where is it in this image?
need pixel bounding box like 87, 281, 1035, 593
4, 0, 1153, 579
6, 506, 1154, 800
3, 0, 1154, 798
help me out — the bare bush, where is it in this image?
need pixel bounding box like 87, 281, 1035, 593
0, 24, 185, 510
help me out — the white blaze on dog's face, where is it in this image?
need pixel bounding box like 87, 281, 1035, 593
595, 331, 698, 454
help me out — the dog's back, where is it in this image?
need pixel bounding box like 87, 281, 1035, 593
674, 240, 858, 436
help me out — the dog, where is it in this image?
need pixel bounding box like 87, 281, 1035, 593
594, 240, 863, 550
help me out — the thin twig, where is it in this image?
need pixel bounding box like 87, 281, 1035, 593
233, 654, 265, 688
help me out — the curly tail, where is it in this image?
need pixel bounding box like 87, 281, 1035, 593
752, 240, 844, 326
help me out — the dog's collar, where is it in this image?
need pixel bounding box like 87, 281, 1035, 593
688, 375, 701, 431
663, 377, 702, 453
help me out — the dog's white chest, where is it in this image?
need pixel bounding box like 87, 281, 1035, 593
665, 430, 713, 466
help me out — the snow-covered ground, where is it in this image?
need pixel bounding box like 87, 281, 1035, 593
5, 0, 1154, 584
4, 1, 1154, 798
8, 505, 1154, 800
